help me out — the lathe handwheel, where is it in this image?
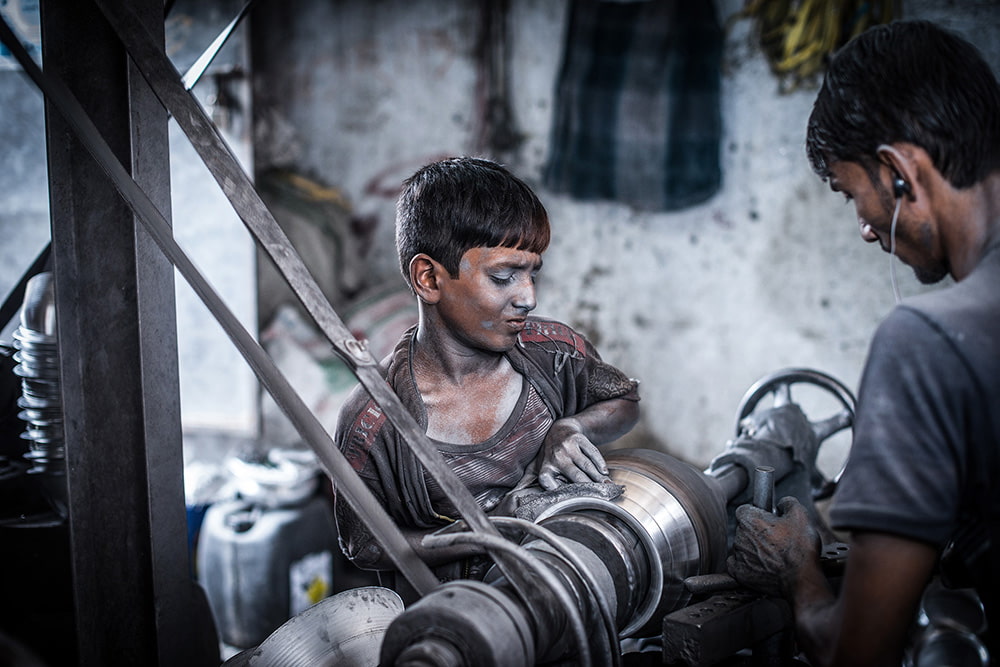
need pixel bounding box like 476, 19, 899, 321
734, 367, 856, 500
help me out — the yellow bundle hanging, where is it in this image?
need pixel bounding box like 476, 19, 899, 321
733, 0, 895, 92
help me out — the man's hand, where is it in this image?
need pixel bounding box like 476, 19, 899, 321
537, 417, 611, 490
727, 496, 821, 598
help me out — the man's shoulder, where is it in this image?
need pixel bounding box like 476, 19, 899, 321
518, 317, 588, 355
900, 248, 1000, 328
888, 273, 1000, 350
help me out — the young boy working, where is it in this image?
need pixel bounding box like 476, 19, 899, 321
333, 157, 640, 586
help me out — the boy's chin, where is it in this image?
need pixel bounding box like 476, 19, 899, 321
477, 334, 520, 354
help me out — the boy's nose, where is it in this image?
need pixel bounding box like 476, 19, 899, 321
514, 280, 537, 312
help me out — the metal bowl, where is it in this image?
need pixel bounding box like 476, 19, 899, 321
223, 586, 404, 667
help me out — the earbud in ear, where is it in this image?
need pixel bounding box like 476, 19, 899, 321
893, 176, 911, 199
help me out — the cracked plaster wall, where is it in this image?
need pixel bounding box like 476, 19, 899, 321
2, 0, 997, 470
251, 0, 1000, 468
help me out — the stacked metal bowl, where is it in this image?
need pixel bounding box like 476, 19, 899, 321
12, 272, 64, 476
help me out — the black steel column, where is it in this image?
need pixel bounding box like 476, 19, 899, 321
40, 1, 217, 665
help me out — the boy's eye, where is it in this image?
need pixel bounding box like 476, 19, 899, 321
489, 266, 540, 286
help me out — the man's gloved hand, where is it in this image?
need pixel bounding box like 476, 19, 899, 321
727, 496, 821, 599
746, 403, 819, 462
537, 417, 611, 491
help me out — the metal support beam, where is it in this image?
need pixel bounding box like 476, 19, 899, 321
39, 1, 217, 665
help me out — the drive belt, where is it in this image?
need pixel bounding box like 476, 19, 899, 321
0, 0, 246, 332
0, 9, 458, 595
89, 0, 537, 593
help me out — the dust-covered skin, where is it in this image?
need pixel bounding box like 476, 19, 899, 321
828, 158, 949, 285
411, 246, 541, 445
411, 245, 637, 484
417, 246, 542, 356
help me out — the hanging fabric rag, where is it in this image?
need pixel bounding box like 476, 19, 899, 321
544, 0, 723, 212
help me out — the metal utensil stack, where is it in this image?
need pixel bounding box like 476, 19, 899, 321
12, 272, 66, 515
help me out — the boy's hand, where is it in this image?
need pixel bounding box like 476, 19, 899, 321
537, 418, 611, 490
727, 496, 821, 599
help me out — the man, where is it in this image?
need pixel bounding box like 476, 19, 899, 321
333, 157, 640, 592
728, 20, 999, 666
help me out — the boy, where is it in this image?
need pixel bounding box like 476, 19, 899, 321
334, 157, 640, 585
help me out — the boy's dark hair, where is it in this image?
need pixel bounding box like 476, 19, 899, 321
806, 20, 1000, 189
395, 157, 550, 287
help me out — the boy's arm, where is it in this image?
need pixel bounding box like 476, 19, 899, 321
334, 493, 484, 571
537, 396, 639, 490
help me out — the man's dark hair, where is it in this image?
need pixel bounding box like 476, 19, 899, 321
806, 20, 1000, 189
395, 157, 550, 287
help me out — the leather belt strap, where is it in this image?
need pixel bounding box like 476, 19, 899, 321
91, 0, 536, 590
0, 0, 244, 331
0, 10, 452, 594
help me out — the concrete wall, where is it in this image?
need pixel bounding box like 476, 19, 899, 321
0, 16, 49, 344
250, 0, 1000, 468
167, 0, 259, 434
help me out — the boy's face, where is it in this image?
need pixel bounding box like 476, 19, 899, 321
436, 246, 542, 352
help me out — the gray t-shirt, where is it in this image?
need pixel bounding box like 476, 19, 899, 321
830, 242, 1000, 544
829, 241, 1000, 652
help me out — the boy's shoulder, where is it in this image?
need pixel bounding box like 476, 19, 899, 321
337, 391, 386, 472
518, 317, 588, 356
335, 328, 416, 468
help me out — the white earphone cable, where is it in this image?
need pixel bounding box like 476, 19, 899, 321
889, 196, 903, 304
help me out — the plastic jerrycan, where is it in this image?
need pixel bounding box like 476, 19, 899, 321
198, 448, 338, 649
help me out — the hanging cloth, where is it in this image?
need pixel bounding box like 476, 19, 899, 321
544, 0, 723, 212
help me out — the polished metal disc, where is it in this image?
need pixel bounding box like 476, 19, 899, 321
224, 586, 404, 667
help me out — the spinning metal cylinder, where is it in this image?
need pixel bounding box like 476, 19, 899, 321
380, 448, 730, 666
535, 448, 729, 636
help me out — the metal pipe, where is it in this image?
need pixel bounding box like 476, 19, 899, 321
753, 465, 775, 512
708, 462, 750, 502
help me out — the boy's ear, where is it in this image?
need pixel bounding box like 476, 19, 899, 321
410, 254, 442, 304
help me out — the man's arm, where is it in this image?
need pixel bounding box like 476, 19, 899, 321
809, 532, 937, 666
728, 497, 938, 667
537, 397, 639, 490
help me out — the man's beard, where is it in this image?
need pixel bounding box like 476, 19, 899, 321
911, 221, 948, 285
913, 263, 948, 285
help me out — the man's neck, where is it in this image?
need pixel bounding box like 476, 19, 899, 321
944, 172, 1000, 280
